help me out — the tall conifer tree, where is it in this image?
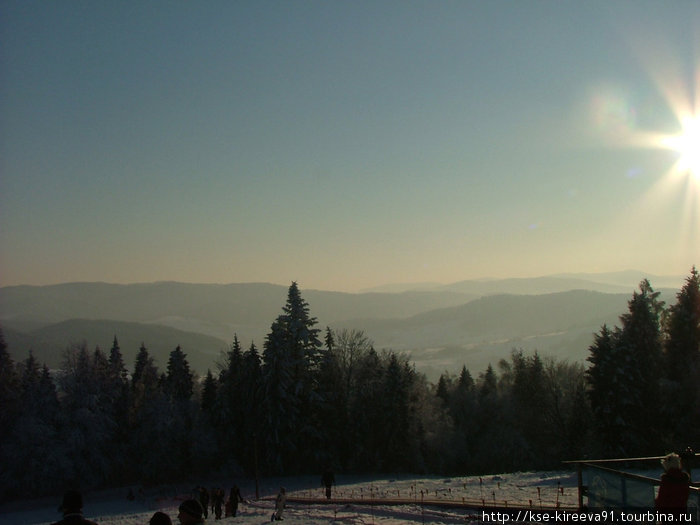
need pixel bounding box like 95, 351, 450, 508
663, 267, 700, 446
262, 282, 322, 473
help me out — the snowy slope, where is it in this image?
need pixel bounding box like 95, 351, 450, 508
0, 471, 579, 525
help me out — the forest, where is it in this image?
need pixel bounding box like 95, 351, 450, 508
0, 269, 698, 501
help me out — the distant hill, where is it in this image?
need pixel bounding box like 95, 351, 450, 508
0, 282, 476, 345
333, 288, 680, 380
0, 274, 683, 381
2, 319, 228, 375
363, 270, 684, 295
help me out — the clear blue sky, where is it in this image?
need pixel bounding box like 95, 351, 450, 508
1, 1, 698, 292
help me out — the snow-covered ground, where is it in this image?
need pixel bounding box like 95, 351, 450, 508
0, 471, 580, 525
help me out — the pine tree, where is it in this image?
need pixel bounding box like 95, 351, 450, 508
0, 328, 19, 498
510, 350, 549, 468
201, 369, 218, 412
215, 335, 245, 461
261, 282, 322, 473
163, 345, 195, 475
108, 335, 128, 383
131, 343, 160, 413
4, 354, 66, 495
347, 348, 384, 471
316, 336, 346, 469
449, 366, 477, 472
586, 324, 627, 456
0, 326, 18, 437
380, 352, 413, 471
663, 267, 700, 446
618, 279, 665, 454
59, 342, 116, 487
239, 341, 264, 475
127, 344, 175, 482
435, 374, 451, 405
165, 345, 194, 402
105, 335, 130, 482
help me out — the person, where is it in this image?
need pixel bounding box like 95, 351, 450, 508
322, 469, 335, 499
226, 485, 244, 518
212, 487, 224, 520
198, 487, 209, 519
271, 487, 286, 522
177, 499, 204, 525
149, 511, 172, 525
655, 453, 690, 519
51, 489, 98, 525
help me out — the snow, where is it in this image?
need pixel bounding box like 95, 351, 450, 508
0, 471, 580, 525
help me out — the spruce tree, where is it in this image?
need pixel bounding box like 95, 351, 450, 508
165, 345, 194, 402
164, 345, 195, 475
5, 354, 66, 495
316, 336, 346, 469
663, 267, 700, 446
106, 335, 130, 483
261, 282, 322, 473
215, 335, 245, 459
618, 279, 664, 454
347, 348, 384, 471
0, 326, 18, 446
586, 324, 626, 456
59, 342, 116, 487
201, 369, 218, 413
240, 342, 263, 475
380, 352, 412, 471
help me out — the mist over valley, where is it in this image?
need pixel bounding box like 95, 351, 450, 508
0, 271, 683, 381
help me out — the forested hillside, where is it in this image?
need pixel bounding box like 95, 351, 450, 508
0, 270, 698, 500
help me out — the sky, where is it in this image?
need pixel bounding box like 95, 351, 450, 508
1, 1, 699, 293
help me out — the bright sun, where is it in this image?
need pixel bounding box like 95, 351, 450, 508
662, 115, 700, 181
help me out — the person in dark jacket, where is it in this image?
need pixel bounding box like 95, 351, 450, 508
178, 499, 204, 525
149, 511, 172, 525
198, 487, 209, 519
51, 490, 98, 525
655, 453, 690, 518
225, 485, 244, 517
322, 470, 335, 499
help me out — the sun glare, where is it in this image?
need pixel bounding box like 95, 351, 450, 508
662, 115, 700, 181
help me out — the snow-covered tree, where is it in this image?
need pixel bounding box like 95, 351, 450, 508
59, 342, 117, 487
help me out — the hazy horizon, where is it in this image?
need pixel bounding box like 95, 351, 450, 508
2, 2, 698, 293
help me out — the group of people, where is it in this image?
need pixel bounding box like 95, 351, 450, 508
50, 485, 247, 525
192, 485, 245, 521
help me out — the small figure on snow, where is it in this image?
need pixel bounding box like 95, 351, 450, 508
271, 486, 286, 521
655, 453, 690, 519
322, 469, 335, 499
226, 485, 244, 517
200, 487, 210, 519
51, 489, 98, 525
212, 487, 224, 520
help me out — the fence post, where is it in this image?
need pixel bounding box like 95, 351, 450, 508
577, 463, 584, 510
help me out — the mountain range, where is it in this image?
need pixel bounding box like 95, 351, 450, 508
0, 271, 685, 381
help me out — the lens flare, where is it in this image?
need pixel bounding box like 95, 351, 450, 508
661, 115, 700, 181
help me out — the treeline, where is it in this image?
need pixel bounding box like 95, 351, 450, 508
0, 271, 698, 499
